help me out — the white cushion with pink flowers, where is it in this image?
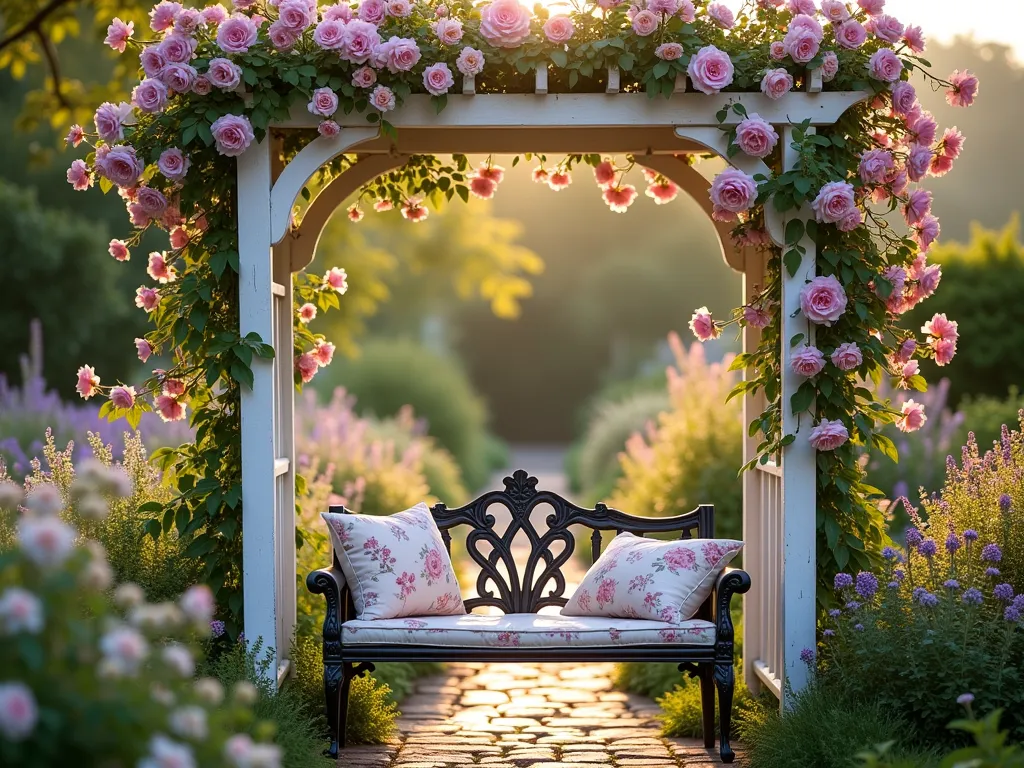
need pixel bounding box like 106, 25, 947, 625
341, 613, 715, 648
561, 533, 743, 623
322, 503, 465, 621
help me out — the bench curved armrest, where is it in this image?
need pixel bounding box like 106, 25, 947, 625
306, 566, 347, 649
713, 568, 751, 652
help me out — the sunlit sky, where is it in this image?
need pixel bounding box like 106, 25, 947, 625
857, 0, 1024, 56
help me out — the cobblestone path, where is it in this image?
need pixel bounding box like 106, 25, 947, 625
341, 661, 742, 768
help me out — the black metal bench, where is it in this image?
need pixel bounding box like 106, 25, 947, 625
307, 470, 750, 762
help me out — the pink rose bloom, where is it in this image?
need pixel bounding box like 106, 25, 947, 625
358, 0, 387, 24
433, 18, 464, 45
352, 66, 377, 88
150, 1, 182, 33
387, 0, 412, 17
318, 120, 340, 138
677, 0, 696, 21
298, 303, 317, 323
326, 266, 348, 292
897, 400, 927, 433
161, 63, 197, 93
423, 62, 455, 96
820, 0, 850, 22
322, 3, 353, 21
67, 159, 92, 191
109, 239, 130, 261
707, 2, 734, 29
735, 114, 779, 158
789, 14, 824, 40
158, 33, 196, 63
903, 25, 925, 53
105, 18, 134, 53
268, 22, 299, 51
902, 188, 931, 226
470, 175, 497, 200
201, 5, 229, 26
594, 159, 615, 188
922, 312, 957, 343
933, 337, 956, 366
835, 20, 867, 49
940, 127, 965, 160
456, 47, 485, 77
645, 180, 678, 204
174, 7, 202, 34
147, 251, 176, 282
110, 385, 136, 410
907, 144, 932, 182
135, 286, 161, 312
370, 84, 396, 112
97, 145, 144, 188
479, 0, 532, 48
790, 344, 826, 377
631, 9, 659, 37
787, 0, 816, 14
809, 418, 849, 451
689, 306, 720, 342
192, 75, 210, 95
913, 213, 940, 250
821, 51, 839, 81
135, 338, 153, 362
66, 124, 85, 147
830, 343, 862, 371
858, 0, 885, 14
687, 45, 734, 95
156, 394, 186, 422
314, 340, 336, 367
347, 205, 362, 223
710, 167, 757, 213
812, 181, 856, 224
858, 148, 894, 184
543, 15, 575, 43
76, 365, 101, 399
308, 87, 339, 117
648, 0, 680, 13
946, 69, 979, 108
894, 338, 916, 364
207, 57, 242, 89
603, 184, 638, 213
342, 20, 382, 64
296, 353, 319, 383
899, 360, 919, 383
908, 110, 937, 146
743, 305, 771, 328
655, 42, 684, 61
800, 275, 847, 326
890, 81, 917, 116
169, 226, 189, 248
94, 101, 132, 141
136, 187, 168, 218
277, 0, 315, 32
216, 14, 258, 53
784, 28, 820, 64
760, 68, 794, 100
769, 41, 786, 60
868, 14, 903, 44
547, 170, 571, 190
837, 207, 863, 232
868, 48, 903, 82
313, 19, 346, 50
163, 379, 186, 398
210, 113, 255, 157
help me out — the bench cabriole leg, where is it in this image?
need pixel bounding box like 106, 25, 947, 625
698, 664, 715, 748
714, 662, 735, 763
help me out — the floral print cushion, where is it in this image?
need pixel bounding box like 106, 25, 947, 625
561, 533, 743, 623
341, 613, 715, 648
322, 503, 465, 621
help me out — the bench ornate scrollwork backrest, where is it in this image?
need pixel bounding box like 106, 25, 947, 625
430, 470, 715, 615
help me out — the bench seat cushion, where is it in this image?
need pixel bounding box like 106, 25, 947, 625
341, 613, 715, 648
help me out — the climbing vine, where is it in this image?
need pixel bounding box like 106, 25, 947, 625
65, 0, 978, 626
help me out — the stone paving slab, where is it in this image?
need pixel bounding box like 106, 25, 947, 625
342, 662, 743, 768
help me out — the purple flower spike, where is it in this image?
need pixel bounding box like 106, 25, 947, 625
846, 601, 861, 611
986, 567, 1002, 578
887, 581, 900, 589
828, 609, 841, 618
855, 572, 879, 600
957, 693, 975, 705
834, 573, 854, 590
918, 539, 938, 558
942, 579, 960, 590
982, 543, 1003, 563
915, 589, 939, 607
799, 647, 815, 665
945, 533, 961, 554
1005, 605, 1021, 623
881, 546, 899, 560
963, 529, 979, 542
905, 527, 923, 547
961, 588, 984, 605
994, 584, 1014, 602
894, 568, 906, 582
823, 629, 835, 637
853, 623, 865, 631
210, 620, 226, 638
999, 494, 1012, 513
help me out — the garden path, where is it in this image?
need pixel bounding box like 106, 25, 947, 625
337, 448, 742, 767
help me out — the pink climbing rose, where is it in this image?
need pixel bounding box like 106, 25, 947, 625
760, 68, 794, 100
296, 353, 319, 383
456, 47, 485, 76
800, 275, 847, 326
216, 14, 258, 53
423, 62, 455, 96
543, 15, 574, 43
603, 184, 638, 213
326, 267, 348, 293
830, 342, 863, 371
946, 70, 979, 108
210, 114, 254, 157
135, 338, 153, 362
631, 10, 659, 37
109, 239, 130, 261
76, 366, 101, 399
66, 160, 92, 191
655, 42, 684, 60
868, 48, 903, 82
307, 87, 339, 117
897, 400, 927, 433
110, 385, 136, 410
812, 181, 857, 225
710, 168, 758, 215
689, 306, 720, 342
687, 45, 734, 95
135, 286, 161, 312
790, 344, 826, 377
809, 419, 850, 451
158, 148, 190, 182
735, 114, 778, 158
105, 18, 134, 53
478, 0, 532, 48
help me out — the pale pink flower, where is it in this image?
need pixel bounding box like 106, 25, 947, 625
67, 159, 92, 191
594, 160, 615, 188
105, 18, 134, 53
922, 313, 957, 343
479, 0, 532, 48
308, 87, 339, 117
784, 28, 820, 64
157, 147, 189, 182
531, 166, 549, 184
135, 286, 161, 312
913, 214, 940, 250
858, 0, 885, 14
158, 33, 195, 63
790, 344, 826, 377
435, 3, 449, 15
908, 110, 937, 146
180, 584, 215, 626
787, 0, 816, 14
137, 187, 168, 219
387, 0, 412, 17
322, 3, 353, 21
947, 69, 979, 108
147, 251, 177, 283
346, 204, 362, 222
835, 20, 867, 49
210, 114, 254, 157
645, 180, 678, 204
890, 81, 917, 116
687, 45, 734, 94
100, 625, 150, 675
94, 101, 133, 141
17, 517, 77, 567
174, 8, 202, 34
809, 419, 849, 451
899, 359, 919, 384
456, 47, 485, 76
831, 342, 862, 371
318, 120, 340, 138
132, 78, 169, 114
655, 42, 684, 60
352, 66, 377, 88
357, 0, 386, 24
820, 0, 850, 22
837, 208, 863, 232
895, 399, 926, 433
800, 275, 847, 325
0, 683, 38, 741
743, 305, 771, 328
760, 68, 794, 100
277, 0, 315, 31
296, 352, 319, 383
150, 1, 182, 33
543, 15, 575, 43
868, 48, 903, 82
677, 0, 696, 21
298, 303, 317, 323
812, 181, 856, 225
769, 41, 786, 60
201, 4, 229, 25
902, 189, 931, 226
370, 85, 396, 112
710, 168, 758, 213
433, 18, 464, 45
313, 19, 346, 50
859, 149, 894, 184
163, 379, 186, 397
326, 267, 348, 292
110, 385, 137, 410
77, 365, 101, 399
206, 57, 242, 89
868, 14, 903, 43
0, 588, 43, 635
109, 239, 130, 262
216, 14, 258, 53
470, 175, 498, 199
907, 144, 932, 182
423, 62, 455, 96
342, 22, 382, 64
268, 22, 299, 51
314, 340, 336, 367
156, 394, 186, 421
135, 338, 153, 362
547, 170, 571, 190
821, 51, 839, 81
689, 306, 720, 342
735, 114, 779, 158
903, 25, 925, 53
603, 184, 638, 213
934, 337, 956, 366
376, 38, 424, 74
707, 2, 734, 29
940, 127, 965, 160
65, 124, 85, 147
374, 198, 393, 211
631, 9, 659, 36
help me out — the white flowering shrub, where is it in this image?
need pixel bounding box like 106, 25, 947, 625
0, 475, 282, 768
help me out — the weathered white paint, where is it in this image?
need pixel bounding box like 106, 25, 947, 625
535, 65, 548, 95
672, 126, 773, 181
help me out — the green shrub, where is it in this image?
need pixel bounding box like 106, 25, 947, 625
613, 662, 683, 701
953, 388, 1024, 458
659, 675, 752, 739
610, 333, 742, 541
312, 338, 500, 489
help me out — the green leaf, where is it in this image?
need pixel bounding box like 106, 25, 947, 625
783, 248, 802, 277
872, 433, 899, 463
618, 53, 635, 71
550, 49, 567, 68
652, 60, 671, 79
785, 218, 805, 246
790, 382, 815, 413
197, 122, 213, 147
230, 361, 255, 390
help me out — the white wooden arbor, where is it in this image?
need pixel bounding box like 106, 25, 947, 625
236, 74, 868, 703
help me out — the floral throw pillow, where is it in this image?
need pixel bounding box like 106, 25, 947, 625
322, 503, 465, 621
561, 533, 743, 624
